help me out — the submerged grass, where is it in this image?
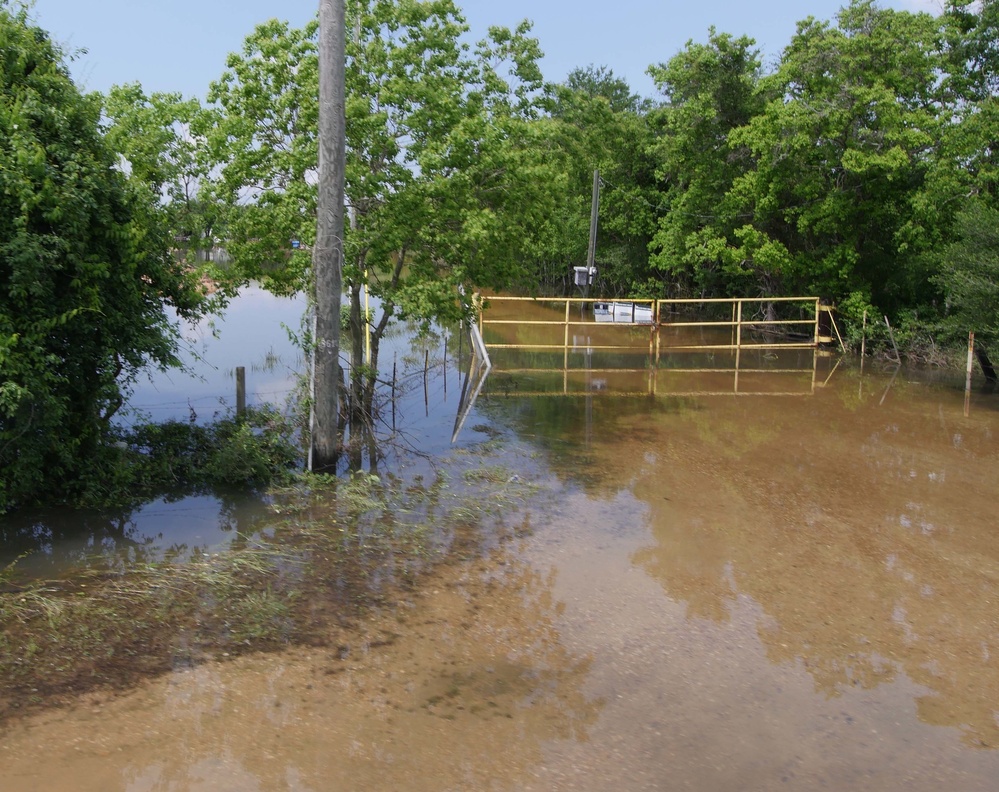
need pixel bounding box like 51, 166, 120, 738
0, 466, 541, 722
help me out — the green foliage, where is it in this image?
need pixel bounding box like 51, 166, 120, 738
933, 201, 999, 344
919, 1, 999, 244
196, 16, 320, 294
0, 405, 299, 511
560, 64, 651, 115
637, 0, 999, 354
836, 291, 882, 349
101, 83, 200, 200
634, 0, 999, 353
199, 0, 559, 426
940, 0, 999, 104
122, 406, 301, 496
198, 1, 554, 305
100, 84, 227, 276
540, 66, 657, 295
647, 29, 763, 297
0, 5, 205, 512
12, 0, 994, 407
726, 1, 943, 309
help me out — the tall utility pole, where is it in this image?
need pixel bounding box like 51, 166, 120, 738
586, 169, 600, 273
311, 0, 346, 472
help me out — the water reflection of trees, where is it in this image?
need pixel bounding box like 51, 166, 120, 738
499, 376, 999, 749
0, 490, 276, 584
0, 507, 152, 581
335, 321, 467, 473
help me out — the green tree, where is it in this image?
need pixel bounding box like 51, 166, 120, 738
934, 202, 999, 343
196, 17, 319, 294
725, 1, 942, 310
100, 83, 223, 269
920, 0, 999, 224
940, 0, 999, 105
541, 66, 657, 296
0, 4, 203, 511
913, 2, 999, 349
199, 1, 555, 453
646, 29, 764, 297
560, 64, 651, 115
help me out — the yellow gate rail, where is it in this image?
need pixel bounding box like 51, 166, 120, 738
478, 296, 821, 350
476, 295, 830, 397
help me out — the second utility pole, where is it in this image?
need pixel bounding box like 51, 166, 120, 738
587, 169, 600, 273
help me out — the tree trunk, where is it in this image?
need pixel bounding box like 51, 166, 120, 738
311, 0, 346, 473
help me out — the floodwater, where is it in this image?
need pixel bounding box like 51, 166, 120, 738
0, 286, 463, 574
3, 300, 999, 790
0, 286, 307, 575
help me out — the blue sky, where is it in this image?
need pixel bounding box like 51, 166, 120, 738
28, 0, 937, 100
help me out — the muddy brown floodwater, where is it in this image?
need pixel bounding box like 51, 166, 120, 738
2, 362, 998, 791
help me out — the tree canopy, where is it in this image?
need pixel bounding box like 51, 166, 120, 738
636, 1, 999, 344
193, 0, 561, 436
96, 0, 999, 358
0, 3, 204, 511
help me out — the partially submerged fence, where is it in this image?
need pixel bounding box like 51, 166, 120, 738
476, 295, 835, 397
480, 295, 822, 351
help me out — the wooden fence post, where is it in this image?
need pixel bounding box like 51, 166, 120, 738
236, 366, 246, 418
965, 332, 974, 417
884, 316, 901, 364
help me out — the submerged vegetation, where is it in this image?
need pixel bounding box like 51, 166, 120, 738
0, 405, 303, 513
0, 461, 541, 721
120, 405, 302, 496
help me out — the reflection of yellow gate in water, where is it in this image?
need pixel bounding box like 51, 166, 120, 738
477, 296, 840, 397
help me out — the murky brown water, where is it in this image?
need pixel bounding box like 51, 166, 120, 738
2, 361, 998, 791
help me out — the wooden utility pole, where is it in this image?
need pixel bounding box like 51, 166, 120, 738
310, 0, 346, 472
586, 169, 600, 272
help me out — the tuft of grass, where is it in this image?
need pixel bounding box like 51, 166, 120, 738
462, 465, 515, 484
225, 589, 292, 644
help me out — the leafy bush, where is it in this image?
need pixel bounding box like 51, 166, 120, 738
122, 406, 301, 499
0, 6, 204, 512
